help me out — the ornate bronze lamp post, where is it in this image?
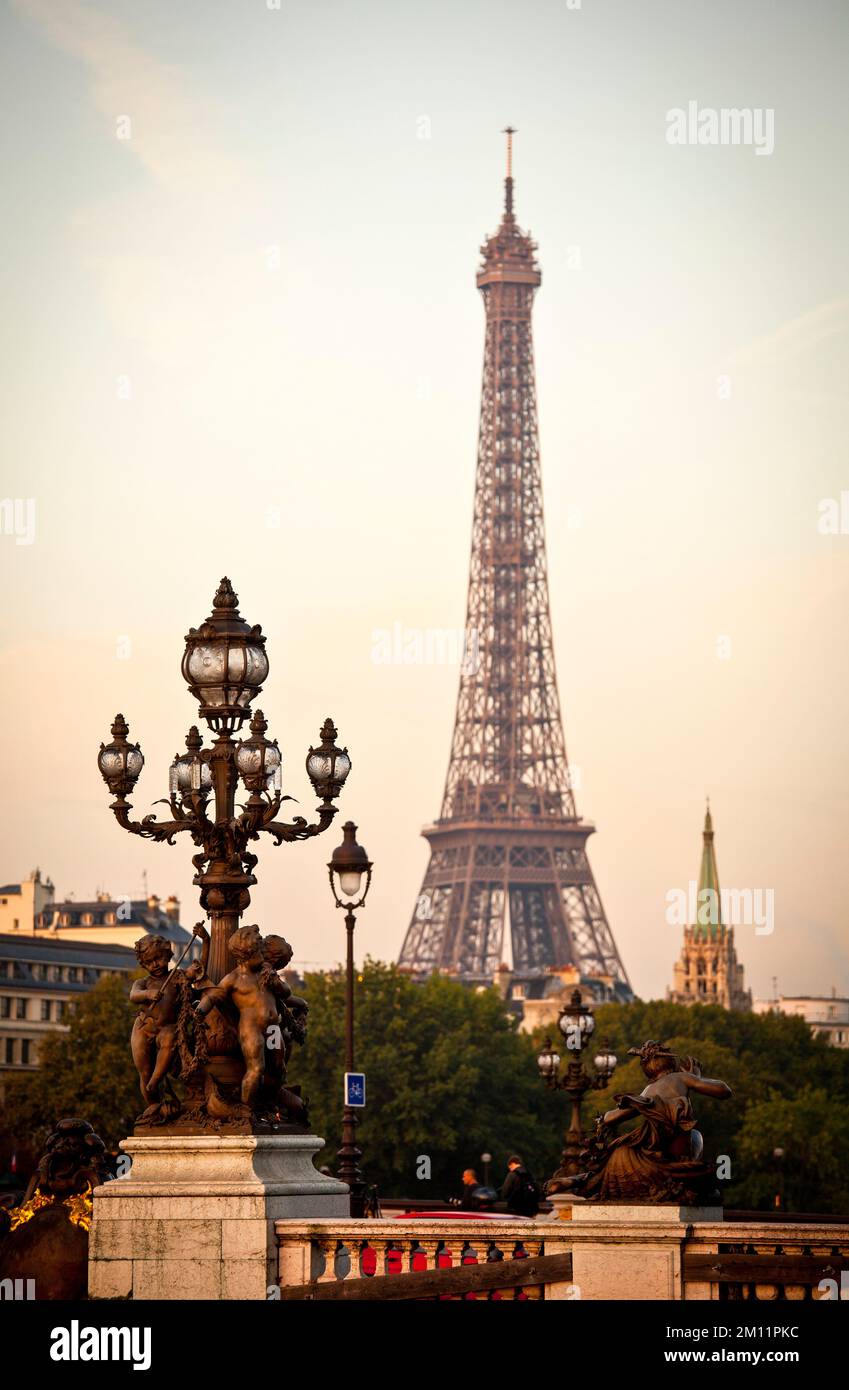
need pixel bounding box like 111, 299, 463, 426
328, 820, 372, 1216
97, 576, 351, 1015
537, 989, 618, 1191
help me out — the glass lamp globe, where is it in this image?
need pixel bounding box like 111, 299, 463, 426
339, 870, 363, 898
97, 714, 144, 797
329, 821, 372, 905
537, 1042, 560, 1076
594, 1048, 618, 1076
235, 711, 282, 793
170, 726, 211, 798
182, 578, 269, 732
307, 719, 352, 801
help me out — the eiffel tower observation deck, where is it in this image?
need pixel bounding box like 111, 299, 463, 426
398, 132, 632, 1000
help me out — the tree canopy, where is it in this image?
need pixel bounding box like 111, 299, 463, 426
0, 974, 139, 1163
529, 998, 849, 1213
2, 967, 848, 1213
287, 960, 563, 1200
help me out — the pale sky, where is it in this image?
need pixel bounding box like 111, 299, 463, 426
1, 0, 847, 1000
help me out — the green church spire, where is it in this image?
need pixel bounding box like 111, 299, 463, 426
694, 799, 723, 938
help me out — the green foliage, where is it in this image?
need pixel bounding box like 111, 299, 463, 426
530, 999, 849, 1212
288, 960, 563, 1199
0, 975, 139, 1156
3, 972, 847, 1214
734, 1091, 849, 1214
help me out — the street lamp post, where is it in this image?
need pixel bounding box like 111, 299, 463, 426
96, 578, 352, 1131
537, 989, 618, 1191
328, 820, 373, 1217
773, 1146, 785, 1211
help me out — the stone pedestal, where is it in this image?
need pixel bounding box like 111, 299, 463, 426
89, 1134, 349, 1301
550, 1204, 724, 1300
569, 1203, 724, 1224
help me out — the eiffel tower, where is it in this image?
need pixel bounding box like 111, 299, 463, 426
398, 131, 631, 1000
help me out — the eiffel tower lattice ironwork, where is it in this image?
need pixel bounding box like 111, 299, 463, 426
398, 132, 632, 997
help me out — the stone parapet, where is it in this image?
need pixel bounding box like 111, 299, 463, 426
89, 1134, 349, 1301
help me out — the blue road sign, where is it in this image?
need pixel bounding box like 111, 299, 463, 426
345, 1072, 366, 1107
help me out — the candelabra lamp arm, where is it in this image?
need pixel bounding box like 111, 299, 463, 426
261, 803, 339, 846
109, 798, 197, 846
186, 793, 216, 837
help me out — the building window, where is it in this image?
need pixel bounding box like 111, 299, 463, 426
0, 997, 9, 1018
4, 1038, 14, 1064
20, 1040, 30, 1065
41, 999, 51, 1021
56, 1001, 66, 1021
68, 967, 80, 983
47, 965, 59, 982
105, 912, 116, 925
511, 985, 525, 1000
15, 998, 27, 1020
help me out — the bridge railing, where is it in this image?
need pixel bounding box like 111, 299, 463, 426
274, 1216, 849, 1302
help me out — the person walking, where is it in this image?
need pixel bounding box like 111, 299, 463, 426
500, 1154, 541, 1217
457, 1167, 483, 1210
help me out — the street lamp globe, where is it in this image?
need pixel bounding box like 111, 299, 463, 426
307, 719, 352, 803
593, 1045, 618, 1078
557, 989, 595, 1044
98, 714, 144, 797
169, 726, 212, 798
235, 711, 282, 793
181, 578, 268, 733
329, 821, 372, 907
537, 1038, 561, 1078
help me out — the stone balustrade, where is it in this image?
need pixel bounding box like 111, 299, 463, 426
275, 1218, 566, 1300
273, 1212, 849, 1302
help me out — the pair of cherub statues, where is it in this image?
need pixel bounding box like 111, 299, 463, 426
130, 922, 309, 1132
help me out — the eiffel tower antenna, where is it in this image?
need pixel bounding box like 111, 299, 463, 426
398, 136, 631, 997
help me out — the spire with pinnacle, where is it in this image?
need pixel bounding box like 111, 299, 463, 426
477, 127, 540, 289
503, 125, 516, 219
695, 798, 723, 938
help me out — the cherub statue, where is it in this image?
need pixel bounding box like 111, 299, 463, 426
130, 924, 209, 1120
195, 924, 282, 1110
261, 935, 308, 1057
562, 1039, 732, 1204
258, 934, 310, 1125
21, 1118, 110, 1208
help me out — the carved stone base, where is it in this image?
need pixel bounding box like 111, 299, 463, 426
547, 1203, 723, 1300
88, 1134, 349, 1300
569, 1202, 724, 1224
133, 1116, 311, 1138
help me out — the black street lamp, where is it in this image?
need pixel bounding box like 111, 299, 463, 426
773, 1146, 785, 1211
537, 989, 618, 1192
480, 1151, 492, 1189
328, 820, 373, 1217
